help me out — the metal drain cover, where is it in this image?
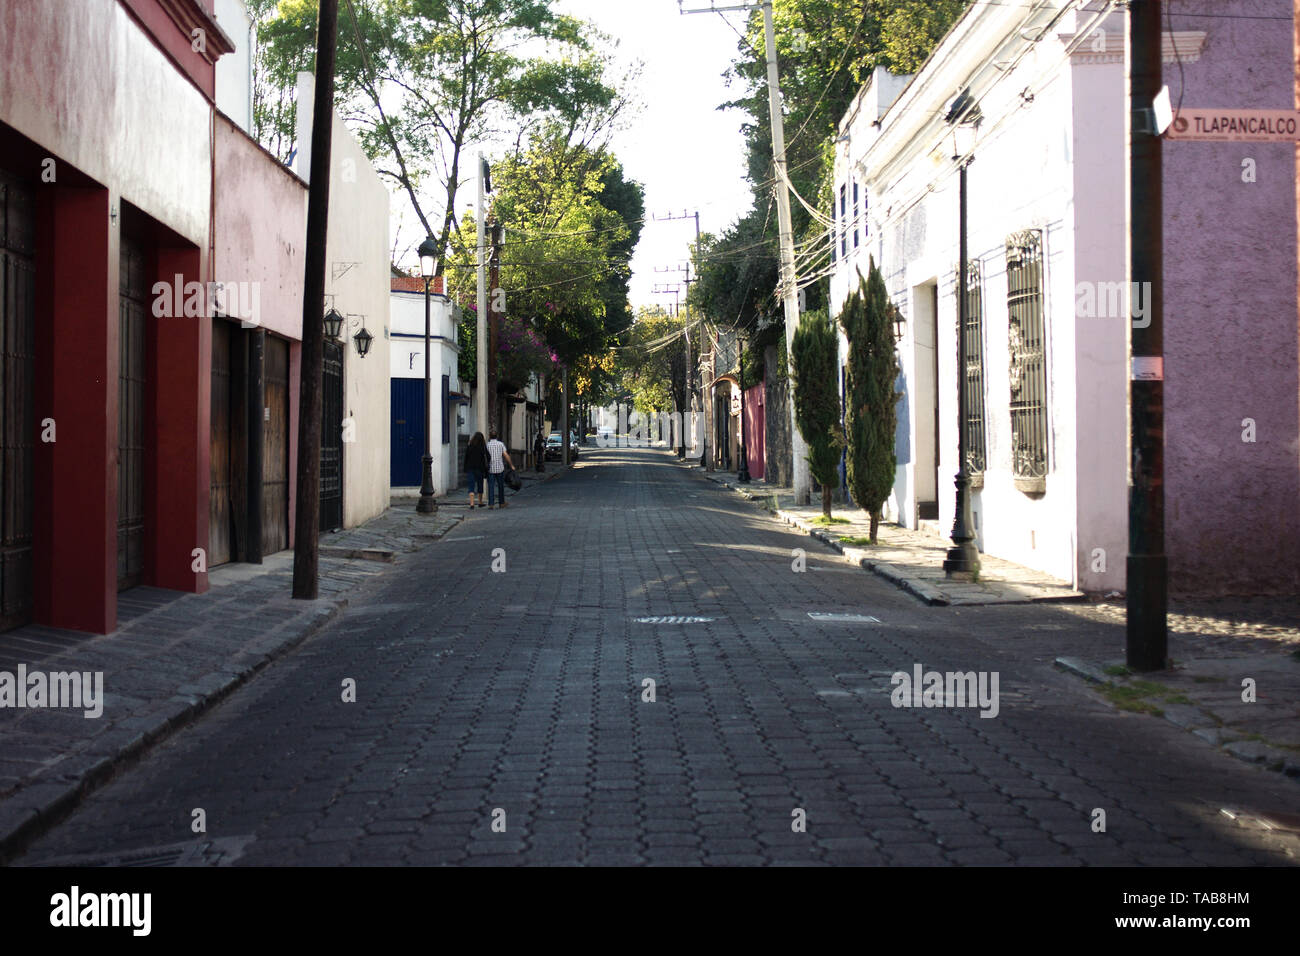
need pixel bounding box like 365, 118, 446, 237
808, 612, 881, 623
634, 616, 714, 624
24, 836, 254, 868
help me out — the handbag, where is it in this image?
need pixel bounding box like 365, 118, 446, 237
504, 467, 521, 491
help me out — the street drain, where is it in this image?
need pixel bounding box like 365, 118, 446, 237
808, 612, 881, 623
634, 616, 714, 624
24, 836, 254, 868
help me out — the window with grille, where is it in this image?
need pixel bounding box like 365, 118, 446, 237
831, 181, 837, 263
840, 184, 847, 257
960, 259, 987, 482
853, 182, 860, 249
1005, 229, 1048, 493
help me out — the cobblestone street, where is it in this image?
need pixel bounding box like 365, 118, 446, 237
13, 448, 1299, 866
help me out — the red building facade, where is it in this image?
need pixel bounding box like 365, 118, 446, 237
0, 0, 307, 634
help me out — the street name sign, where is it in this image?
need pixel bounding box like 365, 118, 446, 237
1166, 108, 1300, 142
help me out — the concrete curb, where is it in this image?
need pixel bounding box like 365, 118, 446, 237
1052, 656, 1300, 782
0, 600, 343, 863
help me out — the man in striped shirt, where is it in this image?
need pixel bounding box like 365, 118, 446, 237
486, 429, 513, 509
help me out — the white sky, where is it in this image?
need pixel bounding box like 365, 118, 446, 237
388, 1, 756, 311
551, 0, 755, 311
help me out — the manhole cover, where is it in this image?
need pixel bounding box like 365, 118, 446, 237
808, 612, 880, 623
634, 616, 714, 624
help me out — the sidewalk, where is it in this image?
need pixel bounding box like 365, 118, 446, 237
688, 459, 1300, 782
1054, 598, 1300, 779
0, 497, 462, 861
692, 467, 1084, 606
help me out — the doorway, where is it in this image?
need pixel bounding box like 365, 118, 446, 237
914, 281, 940, 522
320, 339, 343, 532
117, 237, 149, 590
0, 170, 34, 630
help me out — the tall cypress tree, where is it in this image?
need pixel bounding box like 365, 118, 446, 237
841, 258, 901, 543
791, 309, 844, 519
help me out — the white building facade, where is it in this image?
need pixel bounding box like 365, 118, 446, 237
389, 283, 465, 495
830, 2, 1161, 592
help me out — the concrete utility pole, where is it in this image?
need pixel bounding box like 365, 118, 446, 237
761, 0, 809, 503
1126, 0, 1167, 670
680, 0, 807, 500
291, 0, 338, 600
476, 153, 489, 438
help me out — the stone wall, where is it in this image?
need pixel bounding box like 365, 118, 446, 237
764, 345, 791, 487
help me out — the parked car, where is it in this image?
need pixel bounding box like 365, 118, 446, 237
544, 431, 579, 460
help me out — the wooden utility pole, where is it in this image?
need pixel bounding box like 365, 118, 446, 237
488, 221, 503, 437
1125, 0, 1167, 669
291, 0, 338, 600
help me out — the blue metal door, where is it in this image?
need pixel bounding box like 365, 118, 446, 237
391, 378, 425, 487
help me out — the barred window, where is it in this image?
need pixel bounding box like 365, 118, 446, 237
853, 182, 860, 249
831, 181, 837, 263
1005, 230, 1047, 493
840, 184, 847, 257
961, 259, 987, 479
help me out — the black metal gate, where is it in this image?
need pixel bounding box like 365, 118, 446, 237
0, 171, 34, 631
117, 238, 148, 590
320, 340, 343, 532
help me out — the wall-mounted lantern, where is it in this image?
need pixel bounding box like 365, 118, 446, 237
353, 326, 373, 358
324, 307, 344, 340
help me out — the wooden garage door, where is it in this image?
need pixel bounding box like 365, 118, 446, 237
0, 171, 34, 631
209, 319, 234, 567
262, 336, 289, 554
117, 238, 148, 590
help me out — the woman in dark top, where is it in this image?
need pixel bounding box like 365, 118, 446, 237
464, 432, 488, 509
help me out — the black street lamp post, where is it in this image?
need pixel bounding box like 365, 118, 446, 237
417, 237, 439, 515
942, 91, 981, 578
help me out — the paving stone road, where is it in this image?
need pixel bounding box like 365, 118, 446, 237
12, 447, 1299, 866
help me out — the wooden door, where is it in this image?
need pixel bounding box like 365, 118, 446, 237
0, 171, 34, 631
262, 336, 289, 554
117, 238, 148, 590
389, 378, 424, 488
320, 340, 343, 532
209, 319, 234, 566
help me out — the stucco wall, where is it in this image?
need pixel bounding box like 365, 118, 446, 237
1163, 0, 1300, 596
390, 291, 460, 495
326, 114, 391, 528
0, 0, 211, 247
212, 117, 305, 341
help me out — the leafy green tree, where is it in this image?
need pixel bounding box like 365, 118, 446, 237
790, 309, 843, 518
841, 258, 900, 542
445, 129, 642, 379
254, 0, 631, 271
693, 1, 965, 332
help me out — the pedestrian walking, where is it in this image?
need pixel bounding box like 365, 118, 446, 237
486, 429, 513, 509
464, 431, 488, 509
534, 429, 545, 473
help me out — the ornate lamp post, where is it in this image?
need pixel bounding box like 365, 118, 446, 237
942, 89, 981, 578
416, 237, 439, 515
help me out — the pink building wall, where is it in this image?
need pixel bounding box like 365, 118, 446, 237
744, 382, 765, 481
1163, 0, 1300, 595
